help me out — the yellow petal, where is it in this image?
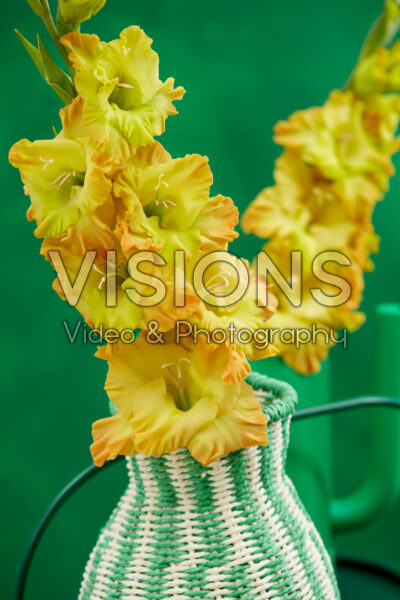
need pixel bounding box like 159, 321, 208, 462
274, 90, 393, 181
10, 131, 111, 239
222, 345, 251, 385
98, 334, 192, 414
62, 27, 184, 159
91, 413, 136, 467
60, 95, 87, 139
197, 194, 239, 251
188, 382, 268, 466
76, 162, 112, 215
149, 77, 185, 136
61, 32, 101, 72
130, 378, 218, 456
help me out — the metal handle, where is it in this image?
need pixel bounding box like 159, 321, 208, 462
331, 303, 400, 533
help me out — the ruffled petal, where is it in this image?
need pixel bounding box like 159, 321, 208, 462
91, 413, 136, 467
188, 382, 268, 466
130, 378, 218, 456
61, 32, 101, 72
197, 194, 239, 251
62, 27, 184, 159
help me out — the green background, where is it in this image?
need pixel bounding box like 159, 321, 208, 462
1, 0, 400, 598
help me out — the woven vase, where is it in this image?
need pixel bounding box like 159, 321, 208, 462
79, 374, 341, 600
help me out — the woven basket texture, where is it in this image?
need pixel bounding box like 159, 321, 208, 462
79, 373, 341, 600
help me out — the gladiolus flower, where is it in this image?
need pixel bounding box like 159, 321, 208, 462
114, 150, 239, 262
9, 96, 112, 241
274, 90, 395, 187
41, 241, 201, 333
262, 241, 365, 375
242, 152, 378, 273
91, 335, 268, 466
61, 26, 185, 164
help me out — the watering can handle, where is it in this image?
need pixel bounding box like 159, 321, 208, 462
331, 303, 400, 533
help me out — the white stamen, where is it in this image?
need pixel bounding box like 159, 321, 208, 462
206, 264, 231, 291
98, 276, 106, 290
161, 358, 191, 384
117, 82, 134, 89
176, 357, 191, 379
52, 171, 72, 187
155, 173, 169, 191
59, 172, 73, 187
206, 275, 230, 292
51, 173, 65, 186
39, 156, 54, 171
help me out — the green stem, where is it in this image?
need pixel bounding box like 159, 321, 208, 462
41, 0, 75, 79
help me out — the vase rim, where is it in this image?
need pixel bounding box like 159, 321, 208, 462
246, 372, 298, 423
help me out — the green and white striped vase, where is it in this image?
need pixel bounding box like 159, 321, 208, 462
79, 374, 341, 600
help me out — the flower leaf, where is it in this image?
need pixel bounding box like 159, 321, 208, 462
15, 29, 45, 78
37, 35, 75, 104
24, 0, 45, 18
15, 30, 75, 104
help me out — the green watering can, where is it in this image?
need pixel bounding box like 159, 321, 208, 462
252, 303, 400, 558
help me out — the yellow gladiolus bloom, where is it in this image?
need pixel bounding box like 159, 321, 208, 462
274, 90, 395, 186
258, 240, 365, 375
242, 152, 379, 272
61, 26, 185, 164
114, 151, 239, 263
41, 241, 201, 333
91, 335, 268, 466
9, 96, 112, 240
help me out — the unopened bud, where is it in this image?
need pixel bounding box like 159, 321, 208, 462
58, 0, 106, 25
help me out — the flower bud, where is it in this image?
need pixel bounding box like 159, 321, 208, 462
383, 0, 400, 44
58, 0, 106, 26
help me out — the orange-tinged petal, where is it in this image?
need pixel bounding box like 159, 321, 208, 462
91, 413, 136, 467
60, 95, 87, 139
150, 77, 186, 136
197, 194, 239, 251
62, 27, 184, 160
61, 32, 101, 72
221, 345, 251, 385
10, 125, 112, 239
